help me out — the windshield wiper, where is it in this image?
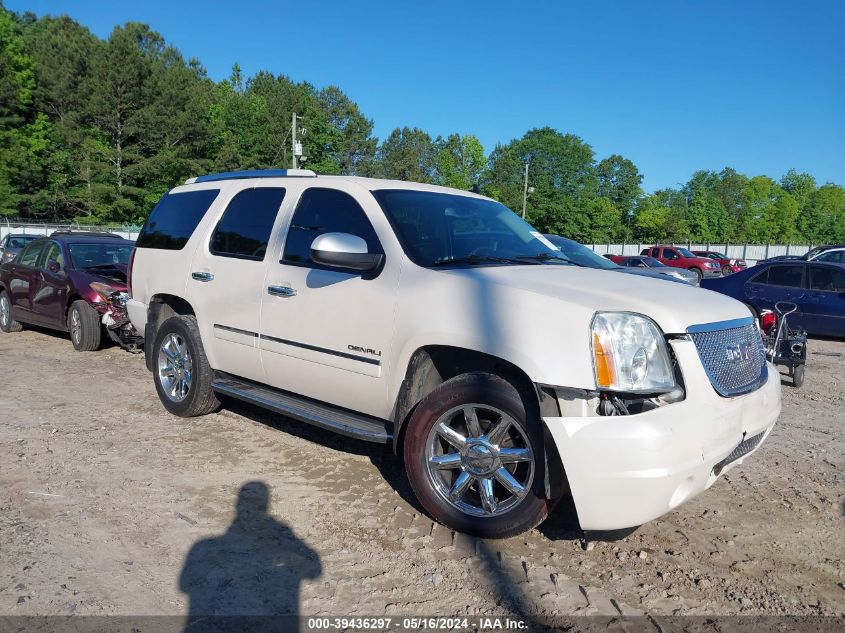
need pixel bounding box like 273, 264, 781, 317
84, 264, 120, 271
515, 253, 583, 266
432, 254, 540, 267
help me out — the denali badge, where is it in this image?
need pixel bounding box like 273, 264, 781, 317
726, 342, 753, 362
348, 345, 382, 357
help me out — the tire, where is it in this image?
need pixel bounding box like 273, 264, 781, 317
152, 315, 219, 417
721, 265, 732, 276
689, 267, 703, 282
792, 364, 805, 388
403, 372, 556, 539
67, 300, 101, 351
0, 290, 22, 333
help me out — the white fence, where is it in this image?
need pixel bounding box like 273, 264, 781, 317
587, 243, 815, 266
1, 221, 139, 242
0, 222, 819, 266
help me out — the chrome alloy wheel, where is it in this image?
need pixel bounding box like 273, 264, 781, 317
158, 333, 193, 402
69, 308, 82, 344
0, 294, 10, 328
424, 404, 535, 517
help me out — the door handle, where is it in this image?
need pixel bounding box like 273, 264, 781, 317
191, 271, 214, 282
268, 285, 297, 297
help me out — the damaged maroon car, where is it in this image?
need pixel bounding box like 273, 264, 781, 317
0, 231, 142, 351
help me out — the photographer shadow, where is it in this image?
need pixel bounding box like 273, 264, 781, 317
179, 481, 321, 632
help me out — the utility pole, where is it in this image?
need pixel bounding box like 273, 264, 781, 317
291, 112, 299, 169
521, 162, 530, 219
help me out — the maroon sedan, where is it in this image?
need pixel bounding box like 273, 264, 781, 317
0, 232, 134, 351
692, 250, 748, 275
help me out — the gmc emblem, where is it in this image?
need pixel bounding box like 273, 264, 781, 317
726, 342, 753, 362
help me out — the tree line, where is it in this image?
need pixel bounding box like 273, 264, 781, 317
1, 5, 843, 243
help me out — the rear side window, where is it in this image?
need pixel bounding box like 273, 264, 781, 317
18, 241, 46, 266
210, 188, 286, 261
136, 189, 220, 250
766, 265, 804, 288
809, 266, 845, 292
282, 188, 382, 265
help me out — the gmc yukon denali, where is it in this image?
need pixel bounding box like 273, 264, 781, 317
127, 169, 782, 538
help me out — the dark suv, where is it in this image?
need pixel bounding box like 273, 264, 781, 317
0, 231, 135, 350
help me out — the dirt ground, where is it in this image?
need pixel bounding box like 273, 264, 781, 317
1, 327, 843, 619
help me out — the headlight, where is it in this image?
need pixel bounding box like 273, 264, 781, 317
89, 282, 118, 301
706, 261, 720, 268
591, 312, 677, 393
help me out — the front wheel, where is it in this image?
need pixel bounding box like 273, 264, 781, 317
403, 372, 556, 539
0, 290, 22, 333
689, 267, 703, 282
68, 300, 101, 351
152, 315, 219, 417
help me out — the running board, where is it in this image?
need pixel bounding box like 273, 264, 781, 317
211, 372, 393, 444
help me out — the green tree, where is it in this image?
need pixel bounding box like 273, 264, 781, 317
375, 127, 436, 182
800, 184, 845, 243
434, 133, 485, 190
597, 154, 643, 218
485, 127, 598, 234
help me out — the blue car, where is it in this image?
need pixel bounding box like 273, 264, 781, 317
701, 260, 845, 337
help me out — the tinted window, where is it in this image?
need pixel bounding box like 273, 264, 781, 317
766, 265, 804, 288
210, 188, 285, 261
18, 241, 45, 266
749, 268, 769, 284
375, 189, 562, 267
136, 189, 220, 250
283, 189, 382, 265
809, 267, 845, 292
663, 249, 679, 260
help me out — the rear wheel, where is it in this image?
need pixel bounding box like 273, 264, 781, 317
403, 372, 556, 539
153, 315, 219, 417
689, 267, 703, 282
0, 290, 22, 333
792, 364, 805, 388
68, 300, 101, 351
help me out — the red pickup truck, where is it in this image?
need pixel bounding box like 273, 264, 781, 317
692, 250, 748, 275
640, 246, 723, 282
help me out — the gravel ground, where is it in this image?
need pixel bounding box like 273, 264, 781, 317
0, 327, 843, 619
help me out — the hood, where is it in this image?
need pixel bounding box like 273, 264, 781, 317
71, 267, 128, 293
443, 265, 750, 334
617, 267, 690, 284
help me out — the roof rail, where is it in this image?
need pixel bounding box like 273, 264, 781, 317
185, 169, 317, 185
50, 230, 124, 239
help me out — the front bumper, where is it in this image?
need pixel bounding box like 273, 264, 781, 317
702, 267, 723, 278
543, 339, 782, 530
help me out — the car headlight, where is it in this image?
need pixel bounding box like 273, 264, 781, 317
591, 312, 677, 393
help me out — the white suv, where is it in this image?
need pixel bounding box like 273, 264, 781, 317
127, 169, 782, 538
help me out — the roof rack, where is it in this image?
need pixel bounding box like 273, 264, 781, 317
50, 230, 124, 239
185, 169, 317, 185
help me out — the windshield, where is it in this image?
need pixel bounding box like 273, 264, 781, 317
544, 235, 619, 270
709, 252, 728, 259
68, 243, 133, 269
677, 247, 696, 258
374, 190, 567, 267
7, 236, 38, 249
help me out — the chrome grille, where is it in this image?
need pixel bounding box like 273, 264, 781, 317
688, 320, 766, 397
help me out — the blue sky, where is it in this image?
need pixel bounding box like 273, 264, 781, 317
8, 0, 844, 191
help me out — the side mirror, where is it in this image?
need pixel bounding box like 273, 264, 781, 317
310, 232, 383, 272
